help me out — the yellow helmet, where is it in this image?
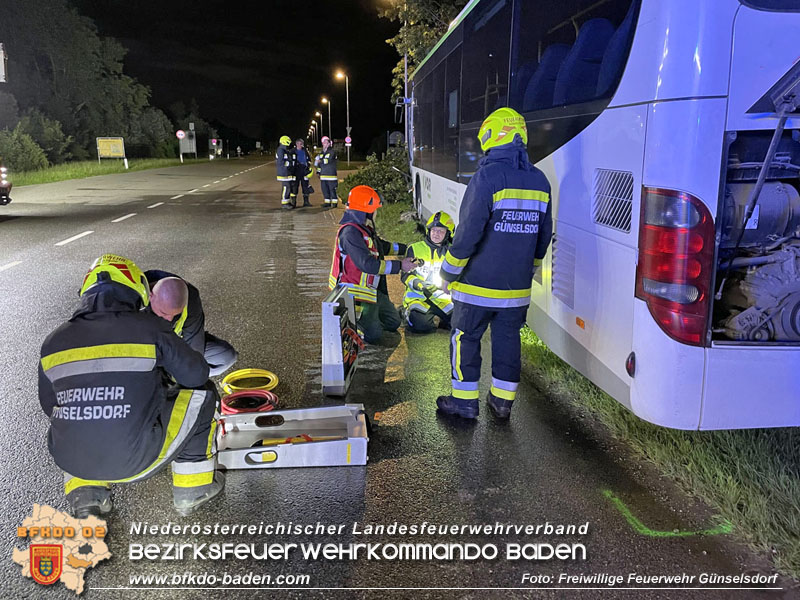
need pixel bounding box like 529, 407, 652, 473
477, 107, 527, 152
279, 135, 292, 146
79, 254, 150, 307
426, 211, 455, 237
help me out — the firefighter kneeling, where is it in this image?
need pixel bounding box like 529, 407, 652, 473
38, 255, 224, 518
401, 211, 455, 333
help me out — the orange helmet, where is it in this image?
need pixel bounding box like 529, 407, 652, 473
347, 185, 382, 213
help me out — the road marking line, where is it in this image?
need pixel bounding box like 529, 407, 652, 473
0, 260, 22, 272
112, 213, 137, 223
56, 231, 93, 246
170, 194, 184, 199
149, 202, 165, 208
602, 490, 733, 537
188, 188, 199, 193
202, 184, 210, 188
213, 180, 221, 184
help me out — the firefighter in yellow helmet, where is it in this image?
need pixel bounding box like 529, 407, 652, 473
276, 135, 298, 208
38, 254, 224, 517
438, 107, 553, 420
401, 211, 455, 333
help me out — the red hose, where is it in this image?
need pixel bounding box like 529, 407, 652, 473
221, 390, 279, 415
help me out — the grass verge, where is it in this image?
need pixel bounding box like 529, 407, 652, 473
13, 158, 201, 187
374, 197, 423, 246
520, 329, 800, 578
359, 172, 800, 577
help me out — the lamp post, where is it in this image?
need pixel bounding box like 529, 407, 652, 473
315, 111, 324, 138
336, 70, 350, 165
321, 97, 332, 144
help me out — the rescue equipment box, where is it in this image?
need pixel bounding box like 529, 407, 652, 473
216, 404, 368, 470
321, 285, 362, 396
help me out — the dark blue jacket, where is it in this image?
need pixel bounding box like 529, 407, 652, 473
440, 140, 553, 308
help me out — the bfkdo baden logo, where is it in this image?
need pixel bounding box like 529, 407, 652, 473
31, 544, 63, 585
13, 504, 111, 595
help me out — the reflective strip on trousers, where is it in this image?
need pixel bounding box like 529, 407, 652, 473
491, 377, 518, 401
172, 457, 216, 488
64, 389, 210, 495
451, 329, 464, 380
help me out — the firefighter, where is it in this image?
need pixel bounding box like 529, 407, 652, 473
38, 255, 224, 517
276, 135, 297, 208
315, 136, 339, 209
438, 107, 553, 420
295, 138, 313, 207
146, 270, 239, 377
401, 211, 455, 333
329, 185, 416, 344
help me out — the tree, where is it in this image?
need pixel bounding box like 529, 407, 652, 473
0, 92, 20, 130
379, 0, 467, 99
0, 127, 49, 171
16, 108, 72, 164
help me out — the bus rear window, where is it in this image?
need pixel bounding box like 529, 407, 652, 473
739, 0, 800, 10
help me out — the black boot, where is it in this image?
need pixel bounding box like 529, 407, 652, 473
436, 395, 479, 419
68, 486, 112, 519
302, 195, 311, 207
487, 392, 513, 419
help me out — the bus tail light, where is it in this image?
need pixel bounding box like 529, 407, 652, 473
635, 187, 715, 346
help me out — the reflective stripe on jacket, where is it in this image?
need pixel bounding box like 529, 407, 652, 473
276, 145, 297, 180
402, 240, 453, 313
440, 141, 553, 309
316, 147, 338, 180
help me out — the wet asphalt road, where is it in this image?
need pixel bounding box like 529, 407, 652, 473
0, 158, 792, 599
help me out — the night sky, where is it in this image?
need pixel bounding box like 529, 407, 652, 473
73, 0, 401, 151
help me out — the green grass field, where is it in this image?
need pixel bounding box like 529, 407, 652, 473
12, 158, 203, 187
378, 195, 800, 578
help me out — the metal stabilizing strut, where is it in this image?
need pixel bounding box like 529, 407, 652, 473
321, 285, 363, 396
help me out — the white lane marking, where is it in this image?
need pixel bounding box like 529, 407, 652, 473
0, 260, 22, 273
188, 188, 199, 193
149, 202, 165, 208
170, 194, 184, 200
112, 213, 137, 223
202, 184, 210, 188
213, 180, 221, 184
56, 231, 93, 246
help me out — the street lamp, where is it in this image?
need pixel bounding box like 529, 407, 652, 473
321, 97, 332, 144
315, 111, 324, 138
311, 120, 317, 145
336, 70, 351, 165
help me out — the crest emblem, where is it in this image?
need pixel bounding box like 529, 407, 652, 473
30, 544, 62, 585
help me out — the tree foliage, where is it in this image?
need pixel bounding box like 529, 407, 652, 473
0, 127, 49, 171
16, 108, 73, 164
0, 0, 180, 161
339, 151, 412, 206
378, 0, 468, 99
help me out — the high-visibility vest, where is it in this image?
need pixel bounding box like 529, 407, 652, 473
328, 223, 380, 304
403, 241, 452, 313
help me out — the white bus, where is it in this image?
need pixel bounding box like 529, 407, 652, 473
408, 0, 800, 430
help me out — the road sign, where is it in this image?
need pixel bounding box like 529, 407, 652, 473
211, 138, 217, 145
345, 143, 352, 148
176, 130, 186, 140
346, 126, 352, 135
189, 122, 195, 131
96, 137, 126, 159
345, 136, 352, 144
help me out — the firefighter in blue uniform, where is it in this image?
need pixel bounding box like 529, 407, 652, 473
316, 136, 339, 209
438, 107, 553, 420
38, 255, 224, 517
295, 138, 314, 207
401, 211, 455, 333
276, 135, 298, 208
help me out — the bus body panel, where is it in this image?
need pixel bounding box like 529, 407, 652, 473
701, 346, 800, 430
611, 0, 738, 108
727, 5, 800, 131
643, 97, 728, 216
630, 299, 704, 429
413, 168, 467, 225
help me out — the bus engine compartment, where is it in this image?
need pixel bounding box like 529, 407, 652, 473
714, 130, 800, 342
